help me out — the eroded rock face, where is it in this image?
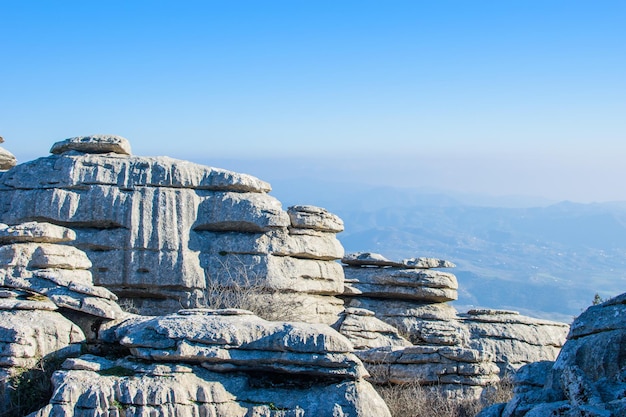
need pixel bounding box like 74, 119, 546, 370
340, 253, 569, 399
27, 309, 391, 417
478, 293, 626, 417
462, 309, 569, 374
0, 136, 345, 323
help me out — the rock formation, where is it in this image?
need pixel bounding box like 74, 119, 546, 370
478, 293, 626, 417
0, 219, 389, 416
0, 135, 345, 324
29, 309, 390, 417
339, 252, 569, 398
0, 135, 576, 415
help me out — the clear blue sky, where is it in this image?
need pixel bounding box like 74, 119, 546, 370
2, 1, 625, 202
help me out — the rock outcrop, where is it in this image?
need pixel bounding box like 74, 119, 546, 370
28, 309, 391, 417
0, 135, 345, 324
0, 221, 122, 412
340, 252, 569, 398
0, 136, 576, 414
478, 293, 626, 417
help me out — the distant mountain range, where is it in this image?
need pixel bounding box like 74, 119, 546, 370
269, 178, 626, 322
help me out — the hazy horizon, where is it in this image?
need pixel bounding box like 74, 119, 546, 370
3, 1, 625, 204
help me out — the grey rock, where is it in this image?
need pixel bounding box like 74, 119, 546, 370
0, 222, 76, 244
109, 309, 368, 378
461, 309, 569, 373
29, 363, 391, 417
288, 205, 344, 232
344, 266, 458, 302
342, 252, 455, 269
337, 308, 412, 350
50, 134, 132, 155
483, 292, 626, 417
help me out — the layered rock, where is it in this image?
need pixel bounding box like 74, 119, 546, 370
29, 309, 391, 417
462, 309, 569, 374
340, 252, 568, 399
478, 293, 626, 417
0, 135, 345, 323
0, 221, 127, 413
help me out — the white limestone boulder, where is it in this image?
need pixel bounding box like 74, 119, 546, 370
50, 134, 132, 155
337, 308, 412, 350
30, 358, 391, 417
343, 266, 458, 302
461, 309, 569, 373
104, 309, 367, 379
343, 252, 455, 269
288, 205, 344, 232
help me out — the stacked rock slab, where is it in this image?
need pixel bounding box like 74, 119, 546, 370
0, 135, 345, 323
0, 221, 124, 412
478, 293, 626, 417
340, 252, 568, 398
29, 309, 391, 417
461, 309, 569, 374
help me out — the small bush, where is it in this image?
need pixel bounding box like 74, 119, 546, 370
206, 256, 305, 322
1, 357, 65, 417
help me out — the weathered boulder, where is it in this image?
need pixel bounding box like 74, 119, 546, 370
288, 205, 344, 233
358, 345, 500, 399
50, 134, 132, 155
0, 309, 85, 410
478, 293, 626, 417
30, 359, 391, 417
343, 266, 458, 302
24, 308, 392, 417
337, 308, 412, 350
0, 222, 125, 322
343, 252, 455, 269
462, 309, 569, 374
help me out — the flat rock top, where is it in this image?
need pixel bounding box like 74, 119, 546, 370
50, 135, 132, 155
342, 252, 456, 269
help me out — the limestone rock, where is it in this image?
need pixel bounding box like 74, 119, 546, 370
461, 309, 569, 373
358, 345, 500, 398
342, 252, 455, 269
0, 309, 85, 410
479, 293, 626, 417
30, 360, 391, 417
105, 309, 367, 379
288, 205, 344, 232
0, 147, 16, 170
337, 308, 412, 350
50, 134, 132, 155
0, 222, 76, 244
0, 142, 349, 317
344, 266, 458, 302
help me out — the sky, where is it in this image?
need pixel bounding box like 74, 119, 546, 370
1, 1, 625, 203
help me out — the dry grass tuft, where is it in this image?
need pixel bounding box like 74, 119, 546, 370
375, 377, 513, 417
